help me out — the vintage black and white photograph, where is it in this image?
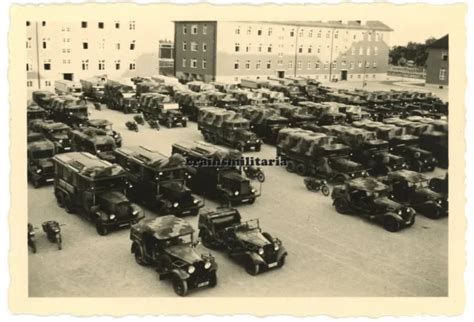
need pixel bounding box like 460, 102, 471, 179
8, 2, 467, 316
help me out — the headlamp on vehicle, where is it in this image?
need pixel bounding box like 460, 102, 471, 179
59, 139, 63, 143
274, 243, 280, 251
132, 210, 139, 216
173, 202, 179, 208
246, 140, 250, 144
204, 261, 212, 269
187, 265, 195, 274
258, 248, 264, 255
251, 188, 256, 193
158, 172, 163, 176
234, 191, 239, 196
193, 199, 199, 204
36, 169, 42, 173
437, 199, 443, 205
397, 210, 402, 215
109, 214, 116, 220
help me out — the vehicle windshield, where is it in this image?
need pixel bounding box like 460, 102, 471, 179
70, 107, 88, 116
164, 233, 193, 246
96, 144, 114, 152
154, 168, 186, 181
92, 176, 125, 191
73, 88, 82, 93
227, 121, 249, 130
371, 189, 389, 198
28, 111, 45, 119
32, 149, 54, 159
49, 128, 69, 136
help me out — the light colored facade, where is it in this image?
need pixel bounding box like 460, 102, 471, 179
174, 20, 392, 84
26, 20, 160, 96
425, 34, 449, 87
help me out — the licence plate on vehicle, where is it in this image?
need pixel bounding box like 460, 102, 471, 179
198, 281, 209, 288
250, 146, 255, 150
241, 199, 248, 203
182, 210, 191, 214
119, 223, 129, 228
46, 178, 54, 182
64, 147, 71, 151
268, 262, 278, 268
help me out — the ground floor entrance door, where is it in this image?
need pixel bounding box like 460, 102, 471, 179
277, 70, 285, 78
340, 70, 348, 81
63, 73, 74, 81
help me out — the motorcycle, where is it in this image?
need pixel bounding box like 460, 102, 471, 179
147, 119, 160, 130
133, 114, 145, 125
304, 177, 330, 196
126, 121, 139, 132
243, 166, 265, 183
28, 223, 37, 254
42, 220, 64, 250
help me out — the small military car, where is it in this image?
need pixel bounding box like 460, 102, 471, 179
86, 119, 122, 147
27, 138, 55, 188
198, 208, 287, 275
331, 177, 416, 232
32, 121, 73, 153
53, 152, 144, 235
383, 170, 448, 219
130, 216, 218, 296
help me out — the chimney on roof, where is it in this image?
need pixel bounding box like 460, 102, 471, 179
348, 20, 362, 26
328, 20, 343, 24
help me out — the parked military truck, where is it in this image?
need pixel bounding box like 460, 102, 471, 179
239, 105, 290, 144
135, 80, 171, 98
298, 101, 346, 126
54, 79, 83, 98
53, 152, 144, 235
86, 119, 122, 147
80, 75, 107, 102
138, 93, 187, 128
69, 127, 117, 163
172, 141, 260, 205
197, 108, 261, 152
103, 80, 138, 113
319, 125, 407, 176
27, 103, 47, 129
268, 103, 318, 128
32, 90, 57, 113
276, 128, 368, 183
114, 146, 204, 215
28, 138, 55, 188
175, 91, 212, 121
31, 121, 72, 153
49, 95, 89, 128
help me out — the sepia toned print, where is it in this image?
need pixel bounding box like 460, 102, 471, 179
10, 3, 465, 316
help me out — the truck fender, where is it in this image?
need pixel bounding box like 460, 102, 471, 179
131, 241, 143, 255
245, 251, 266, 266
171, 268, 190, 281
95, 210, 109, 222
385, 212, 404, 222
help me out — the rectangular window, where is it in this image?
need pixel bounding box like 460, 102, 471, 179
203, 25, 207, 35
308, 47, 312, 54
245, 60, 251, 70
334, 32, 338, 39
247, 27, 252, 35
257, 29, 262, 36
81, 21, 87, 28
191, 59, 197, 69
45, 81, 51, 86
191, 25, 198, 35
298, 46, 303, 53
246, 44, 251, 52
130, 42, 135, 50
191, 42, 198, 51
235, 28, 240, 35
307, 62, 312, 69
299, 29, 304, 37
373, 62, 377, 68
267, 60, 271, 69
441, 51, 448, 61
26, 63, 31, 71
82, 60, 88, 70
324, 63, 328, 70
116, 43, 120, 50
235, 43, 240, 52
234, 61, 239, 70
367, 47, 371, 55
317, 47, 321, 54
202, 43, 207, 52
290, 30, 294, 37
26, 21, 30, 27
115, 61, 120, 70
350, 62, 354, 69
365, 61, 370, 68
98, 60, 105, 70
315, 62, 320, 69
288, 61, 293, 68
439, 68, 447, 80
308, 30, 313, 37
129, 21, 135, 30
358, 62, 362, 68
351, 47, 356, 55
27, 81, 33, 87
268, 45, 272, 53
182, 58, 186, 68
317, 31, 321, 38
202, 60, 207, 69
129, 63, 136, 70
98, 22, 104, 29
258, 44, 262, 52
268, 28, 272, 36
183, 26, 187, 34
183, 42, 187, 51
359, 47, 363, 55
332, 61, 337, 69
26, 40, 31, 49
374, 46, 378, 55
115, 22, 120, 29
256, 60, 261, 69
42, 41, 47, 49
44, 63, 51, 70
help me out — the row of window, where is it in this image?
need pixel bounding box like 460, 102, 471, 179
233, 26, 384, 42
182, 24, 208, 35
182, 58, 207, 69
182, 41, 207, 52
26, 21, 136, 30
231, 59, 379, 70
439, 68, 447, 81
26, 60, 136, 72
232, 42, 379, 56
26, 39, 136, 50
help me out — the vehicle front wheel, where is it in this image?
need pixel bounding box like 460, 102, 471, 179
55, 191, 65, 208
208, 271, 217, 288
277, 255, 286, 268
383, 216, 401, 232
334, 198, 350, 215
96, 224, 109, 236
286, 161, 296, 173
245, 260, 260, 276
321, 185, 330, 196
133, 245, 147, 266
296, 163, 306, 176
64, 198, 74, 214
257, 172, 265, 182
200, 230, 214, 249
32, 178, 40, 188
172, 277, 188, 297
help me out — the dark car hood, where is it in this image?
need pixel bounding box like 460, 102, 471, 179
416, 187, 442, 200
38, 158, 54, 169
235, 229, 271, 248
98, 191, 129, 205
374, 196, 402, 212
165, 245, 202, 265
235, 129, 256, 140
160, 181, 192, 199
97, 151, 116, 162
52, 133, 69, 141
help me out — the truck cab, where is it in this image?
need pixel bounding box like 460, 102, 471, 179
70, 127, 117, 162
32, 121, 72, 153
27, 139, 55, 188
87, 119, 122, 147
